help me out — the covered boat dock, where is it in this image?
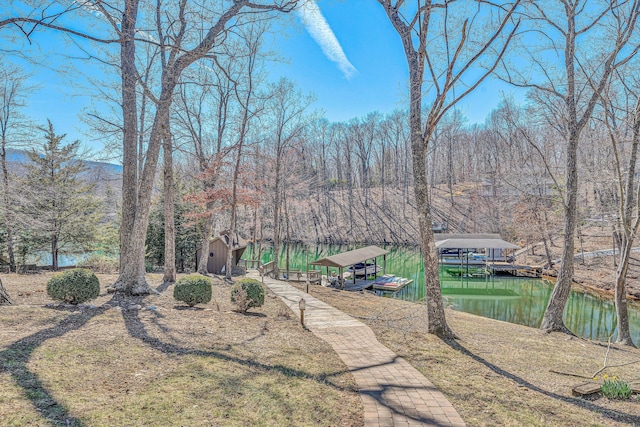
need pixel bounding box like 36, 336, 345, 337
310, 245, 389, 290
435, 234, 539, 277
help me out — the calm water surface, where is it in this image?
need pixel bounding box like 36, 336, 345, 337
246, 243, 640, 343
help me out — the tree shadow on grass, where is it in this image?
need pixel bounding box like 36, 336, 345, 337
155, 280, 173, 293
360, 383, 454, 427
0, 304, 112, 427
0, 291, 356, 426
444, 338, 640, 424
120, 296, 355, 392
172, 305, 206, 310
232, 310, 267, 317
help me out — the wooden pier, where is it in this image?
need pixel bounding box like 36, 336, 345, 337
278, 269, 322, 284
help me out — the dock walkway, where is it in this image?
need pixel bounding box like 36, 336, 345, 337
247, 271, 465, 426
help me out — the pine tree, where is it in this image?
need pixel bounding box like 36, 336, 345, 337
19, 121, 101, 270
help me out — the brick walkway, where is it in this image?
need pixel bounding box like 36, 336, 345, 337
249, 273, 465, 427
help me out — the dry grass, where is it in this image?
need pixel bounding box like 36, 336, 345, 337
292, 283, 640, 427
5, 269, 640, 426
0, 272, 361, 427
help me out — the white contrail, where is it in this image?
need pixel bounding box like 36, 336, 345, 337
296, 0, 357, 79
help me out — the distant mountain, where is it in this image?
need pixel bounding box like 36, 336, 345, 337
4, 148, 123, 175
3, 147, 122, 209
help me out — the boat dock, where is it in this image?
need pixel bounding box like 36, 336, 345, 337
343, 279, 376, 292
440, 258, 543, 278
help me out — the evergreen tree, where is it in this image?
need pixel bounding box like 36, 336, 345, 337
146, 184, 202, 273
19, 121, 101, 270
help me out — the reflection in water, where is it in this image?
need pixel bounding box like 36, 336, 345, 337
245, 243, 640, 343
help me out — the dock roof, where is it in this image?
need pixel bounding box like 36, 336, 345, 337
435, 234, 520, 249
310, 245, 389, 269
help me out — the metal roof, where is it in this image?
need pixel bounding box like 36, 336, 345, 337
310, 245, 389, 268
435, 234, 520, 250
211, 232, 247, 250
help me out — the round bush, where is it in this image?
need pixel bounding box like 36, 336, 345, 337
231, 278, 264, 312
173, 275, 212, 307
46, 268, 100, 305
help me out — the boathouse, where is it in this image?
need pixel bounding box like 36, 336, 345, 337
195, 231, 247, 275
434, 234, 520, 261
433, 234, 539, 276
310, 245, 389, 287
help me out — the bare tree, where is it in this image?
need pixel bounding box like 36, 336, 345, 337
225, 23, 267, 279
489, 98, 562, 268
264, 78, 315, 278
103, 0, 297, 294
598, 75, 640, 346
0, 63, 33, 273
1, 0, 298, 295
0, 277, 11, 305
174, 64, 233, 275
162, 132, 176, 284
376, 0, 521, 336
503, 1, 640, 333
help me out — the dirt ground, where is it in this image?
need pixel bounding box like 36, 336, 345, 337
516, 225, 640, 301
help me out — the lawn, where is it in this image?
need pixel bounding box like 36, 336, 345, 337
294, 283, 640, 426
0, 273, 361, 426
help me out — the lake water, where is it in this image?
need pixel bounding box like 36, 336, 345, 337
245, 243, 640, 343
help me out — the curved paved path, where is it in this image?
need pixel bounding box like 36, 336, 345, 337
248, 272, 465, 427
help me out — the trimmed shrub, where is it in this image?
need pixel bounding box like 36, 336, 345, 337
231, 278, 264, 313
173, 275, 212, 307
46, 268, 100, 305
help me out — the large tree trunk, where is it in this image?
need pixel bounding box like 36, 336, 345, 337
614, 238, 634, 346
114, 0, 251, 295
0, 277, 11, 305
540, 11, 582, 333
225, 149, 243, 280
114, 89, 173, 295
51, 233, 58, 271
163, 134, 176, 284
118, 0, 140, 276
540, 129, 578, 334
411, 125, 452, 337
538, 1, 636, 334
197, 207, 214, 275
608, 99, 640, 346
0, 144, 15, 272
408, 72, 452, 337
272, 160, 282, 279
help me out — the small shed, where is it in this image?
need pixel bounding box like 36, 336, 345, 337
196, 232, 247, 274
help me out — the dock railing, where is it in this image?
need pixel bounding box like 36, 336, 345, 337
280, 269, 302, 281
307, 269, 322, 284
245, 259, 261, 270
281, 269, 323, 284
259, 261, 275, 276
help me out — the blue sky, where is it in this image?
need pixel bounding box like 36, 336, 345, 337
274, 0, 519, 124
5, 0, 521, 156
